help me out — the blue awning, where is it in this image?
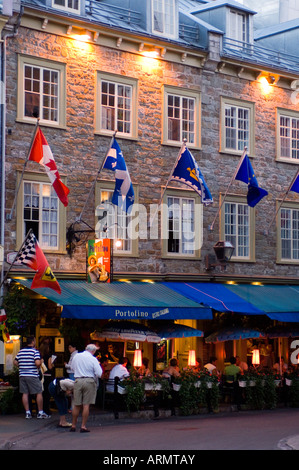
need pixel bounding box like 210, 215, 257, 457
164, 282, 264, 315
226, 284, 299, 322
14, 279, 213, 320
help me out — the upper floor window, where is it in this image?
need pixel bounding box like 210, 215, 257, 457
95, 181, 138, 256
220, 195, 255, 261
278, 204, 299, 262
161, 188, 202, 258
95, 72, 138, 139
228, 10, 247, 43
16, 172, 67, 253
220, 97, 255, 155
17, 55, 66, 128
277, 108, 299, 163
162, 85, 201, 148
152, 0, 176, 38
52, 0, 80, 13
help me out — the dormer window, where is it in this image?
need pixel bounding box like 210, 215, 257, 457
152, 0, 177, 39
227, 9, 248, 44
52, 0, 80, 13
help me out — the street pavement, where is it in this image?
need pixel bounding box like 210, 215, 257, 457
1, 406, 299, 451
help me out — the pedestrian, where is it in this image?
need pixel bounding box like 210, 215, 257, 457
48, 378, 74, 427
64, 343, 78, 380
70, 344, 103, 433
13, 336, 50, 419
39, 336, 56, 415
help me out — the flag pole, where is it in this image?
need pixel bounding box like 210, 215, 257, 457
0, 229, 33, 294
209, 147, 247, 231
150, 139, 187, 228
78, 130, 117, 222
265, 169, 299, 235
7, 120, 40, 221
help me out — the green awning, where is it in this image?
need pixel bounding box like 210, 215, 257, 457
14, 279, 213, 320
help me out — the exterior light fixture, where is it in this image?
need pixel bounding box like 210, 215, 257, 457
133, 349, 142, 368
252, 349, 260, 365
205, 241, 234, 271
188, 350, 196, 367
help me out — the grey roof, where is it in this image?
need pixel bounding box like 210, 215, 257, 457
255, 18, 299, 39
189, 0, 257, 15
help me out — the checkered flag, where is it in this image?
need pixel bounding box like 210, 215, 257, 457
14, 230, 37, 268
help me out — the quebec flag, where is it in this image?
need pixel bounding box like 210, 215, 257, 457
171, 146, 213, 205
290, 171, 299, 194
103, 138, 135, 213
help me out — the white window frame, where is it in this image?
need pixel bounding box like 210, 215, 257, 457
152, 0, 177, 39
227, 9, 247, 44
161, 187, 202, 259
17, 55, 66, 128
277, 201, 299, 263
220, 97, 255, 156
162, 85, 201, 148
276, 108, 299, 164
52, 0, 80, 13
220, 194, 255, 262
95, 181, 138, 257
16, 171, 67, 253
95, 72, 138, 139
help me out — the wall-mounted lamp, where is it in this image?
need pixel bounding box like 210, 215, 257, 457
205, 241, 234, 271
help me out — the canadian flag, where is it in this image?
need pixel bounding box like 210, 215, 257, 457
29, 128, 69, 207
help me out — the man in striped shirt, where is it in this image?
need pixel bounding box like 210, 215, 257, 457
14, 336, 50, 419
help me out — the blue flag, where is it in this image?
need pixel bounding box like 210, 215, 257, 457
103, 138, 135, 213
171, 146, 213, 205
235, 153, 268, 207
290, 171, 299, 193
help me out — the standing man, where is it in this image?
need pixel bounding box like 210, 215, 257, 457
14, 336, 50, 419
70, 344, 103, 433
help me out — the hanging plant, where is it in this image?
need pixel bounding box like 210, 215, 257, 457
3, 284, 37, 336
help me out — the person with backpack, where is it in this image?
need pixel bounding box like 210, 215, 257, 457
48, 378, 74, 427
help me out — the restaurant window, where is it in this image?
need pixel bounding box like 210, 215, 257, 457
220, 97, 255, 156
162, 85, 201, 148
17, 55, 66, 128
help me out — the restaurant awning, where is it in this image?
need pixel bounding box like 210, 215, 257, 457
14, 279, 213, 320
226, 284, 299, 322
163, 282, 264, 315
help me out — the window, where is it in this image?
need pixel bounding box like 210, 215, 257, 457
52, 0, 80, 13
277, 108, 299, 163
95, 182, 138, 256
220, 195, 255, 261
16, 172, 67, 252
96, 73, 138, 139
228, 10, 247, 44
152, 0, 176, 38
18, 55, 66, 128
163, 86, 201, 148
162, 188, 202, 258
220, 97, 255, 155
278, 204, 299, 262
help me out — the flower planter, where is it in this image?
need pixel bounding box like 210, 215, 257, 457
274, 379, 281, 387
285, 378, 292, 386
238, 380, 247, 388
206, 382, 213, 389
195, 381, 201, 388
117, 385, 127, 395
172, 383, 181, 391
249, 380, 256, 387
144, 383, 162, 391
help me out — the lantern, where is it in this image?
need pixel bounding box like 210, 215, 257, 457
188, 350, 196, 367
133, 349, 142, 368
252, 349, 260, 365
